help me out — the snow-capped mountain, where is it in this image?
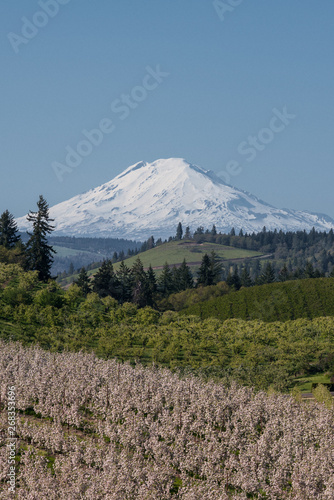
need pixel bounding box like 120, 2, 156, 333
17, 158, 334, 240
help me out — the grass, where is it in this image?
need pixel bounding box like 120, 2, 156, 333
59, 240, 263, 284
294, 373, 331, 392
111, 240, 262, 273
53, 245, 106, 259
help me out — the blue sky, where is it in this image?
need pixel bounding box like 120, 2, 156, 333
1, 0, 334, 220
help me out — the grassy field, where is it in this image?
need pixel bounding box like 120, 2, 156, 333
60, 240, 263, 284
53, 245, 105, 258
112, 240, 263, 272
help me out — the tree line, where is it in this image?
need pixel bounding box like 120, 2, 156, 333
0, 195, 55, 281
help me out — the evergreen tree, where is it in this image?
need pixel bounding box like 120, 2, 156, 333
211, 224, 217, 236
116, 261, 133, 303
177, 259, 194, 291
92, 260, 119, 298
26, 195, 55, 281
0, 210, 21, 248
240, 267, 253, 287
68, 262, 75, 275
158, 262, 174, 296
147, 236, 155, 249
278, 263, 290, 282
131, 257, 149, 307
176, 222, 183, 240
75, 267, 91, 296
146, 265, 157, 296
226, 265, 241, 290
209, 251, 223, 284
184, 226, 191, 239
197, 254, 214, 287
305, 261, 315, 278
259, 262, 276, 284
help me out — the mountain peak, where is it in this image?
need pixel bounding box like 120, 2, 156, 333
17, 158, 334, 240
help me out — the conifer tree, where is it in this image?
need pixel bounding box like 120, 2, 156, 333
176, 222, 183, 240
184, 226, 191, 239
116, 261, 133, 303
197, 254, 214, 287
278, 263, 290, 282
147, 265, 157, 295
211, 224, 217, 236
209, 251, 223, 284
240, 267, 253, 287
259, 262, 276, 284
75, 267, 91, 296
131, 257, 149, 307
158, 262, 174, 296
26, 195, 55, 281
177, 259, 194, 291
227, 265, 241, 290
0, 210, 21, 248
92, 260, 119, 298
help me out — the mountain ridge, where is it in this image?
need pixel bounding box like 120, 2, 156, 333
17, 158, 334, 239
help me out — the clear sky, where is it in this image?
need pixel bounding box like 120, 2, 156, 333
1, 0, 334, 220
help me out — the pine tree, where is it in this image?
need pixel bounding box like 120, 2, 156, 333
184, 226, 191, 239
209, 251, 222, 284
305, 261, 315, 278
158, 262, 174, 296
211, 225, 217, 236
131, 257, 149, 307
176, 222, 183, 240
26, 195, 55, 281
147, 265, 157, 297
92, 260, 119, 298
177, 259, 194, 291
278, 263, 290, 282
259, 262, 276, 284
226, 265, 241, 290
0, 210, 21, 248
240, 267, 253, 287
116, 261, 133, 303
75, 267, 91, 296
197, 254, 214, 287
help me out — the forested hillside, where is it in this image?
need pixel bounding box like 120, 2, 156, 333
180, 278, 334, 322
1, 263, 334, 392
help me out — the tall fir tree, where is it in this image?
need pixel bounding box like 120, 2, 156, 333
26, 195, 55, 281
0, 210, 21, 248
259, 262, 276, 284
175, 259, 194, 291
158, 262, 174, 296
227, 265, 241, 290
146, 264, 157, 296
176, 222, 183, 240
209, 251, 223, 284
184, 226, 191, 239
75, 267, 91, 296
116, 261, 133, 303
197, 254, 214, 287
240, 266, 253, 287
92, 260, 119, 298
131, 257, 150, 307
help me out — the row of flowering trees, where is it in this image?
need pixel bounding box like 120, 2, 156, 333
0, 341, 333, 498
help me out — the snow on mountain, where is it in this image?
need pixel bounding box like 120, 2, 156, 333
17, 158, 334, 240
